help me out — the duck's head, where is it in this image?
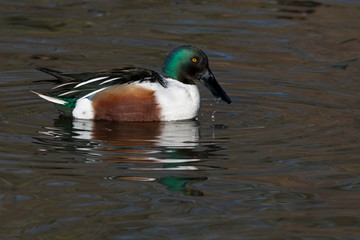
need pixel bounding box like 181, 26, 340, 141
162, 45, 231, 104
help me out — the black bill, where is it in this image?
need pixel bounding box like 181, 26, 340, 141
199, 68, 231, 104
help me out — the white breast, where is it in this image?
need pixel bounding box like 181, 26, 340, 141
137, 78, 201, 121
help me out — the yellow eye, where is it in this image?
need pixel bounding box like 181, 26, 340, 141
192, 57, 198, 63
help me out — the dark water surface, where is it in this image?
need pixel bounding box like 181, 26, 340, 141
1, 0, 360, 239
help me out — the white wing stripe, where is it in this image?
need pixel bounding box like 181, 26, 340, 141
99, 77, 121, 85
58, 90, 83, 97
31, 91, 68, 105
75, 76, 108, 88
78, 87, 107, 100
52, 82, 77, 90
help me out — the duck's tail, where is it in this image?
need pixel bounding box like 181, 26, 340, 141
36, 67, 73, 83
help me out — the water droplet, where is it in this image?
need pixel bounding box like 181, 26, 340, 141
211, 111, 216, 122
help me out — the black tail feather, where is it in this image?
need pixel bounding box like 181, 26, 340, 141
36, 67, 74, 82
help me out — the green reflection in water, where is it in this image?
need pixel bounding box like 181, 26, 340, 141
158, 176, 207, 197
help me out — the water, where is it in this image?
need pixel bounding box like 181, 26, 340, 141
1, 0, 360, 239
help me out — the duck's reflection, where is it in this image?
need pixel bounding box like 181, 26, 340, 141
45, 117, 208, 196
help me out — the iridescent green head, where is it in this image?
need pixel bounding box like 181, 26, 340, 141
162, 45, 231, 104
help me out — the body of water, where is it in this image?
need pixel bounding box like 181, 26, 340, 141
1, 0, 360, 239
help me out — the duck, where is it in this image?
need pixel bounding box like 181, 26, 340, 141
32, 45, 231, 122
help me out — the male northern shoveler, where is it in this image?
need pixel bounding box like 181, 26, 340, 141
33, 45, 231, 121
